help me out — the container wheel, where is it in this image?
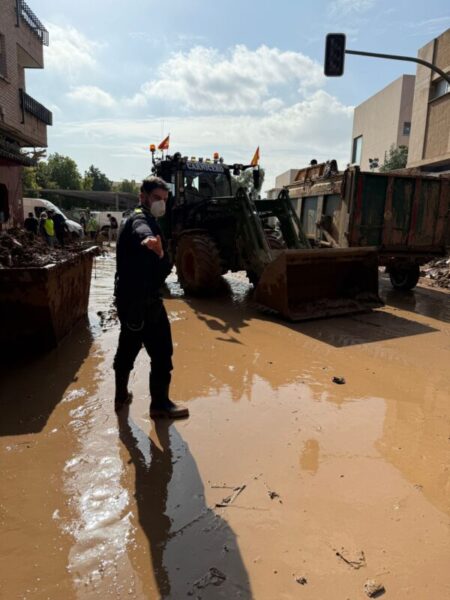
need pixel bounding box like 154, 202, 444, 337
388, 264, 420, 291
176, 233, 223, 294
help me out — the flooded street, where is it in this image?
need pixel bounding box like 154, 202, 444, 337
1, 253, 450, 599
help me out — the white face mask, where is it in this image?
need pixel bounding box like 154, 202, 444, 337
150, 200, 166, 218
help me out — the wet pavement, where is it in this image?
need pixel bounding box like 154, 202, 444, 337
1, 253, 450, 599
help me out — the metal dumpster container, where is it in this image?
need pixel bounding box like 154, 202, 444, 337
0, 247, 96, 353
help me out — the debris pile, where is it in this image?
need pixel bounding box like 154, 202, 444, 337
0, 229, 84, 268
420, 257, 450, 289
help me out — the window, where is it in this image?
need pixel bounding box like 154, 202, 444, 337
0, 34, 7, 79
430, 78, 450, 101
352, 136, 363, 164
403, 122, 411, 135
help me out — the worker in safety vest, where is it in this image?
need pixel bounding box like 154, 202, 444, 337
86, 215, 98, 240
113, 177, 189, 418
39, 211, 55, 247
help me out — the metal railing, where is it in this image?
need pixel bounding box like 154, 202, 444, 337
16, 0, 49, 46
20, 89, 53, 125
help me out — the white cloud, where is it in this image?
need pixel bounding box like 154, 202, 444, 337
67, 86, 117, 108
329, 0, 375, 16
45, 23, 103, 80
406, 16, 450, 36
52, 90, 353, 189
262, 98, 285, 113
129, 44, 324, 113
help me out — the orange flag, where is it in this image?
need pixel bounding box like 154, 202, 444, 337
250, 146, 260, 166
158, 134, 170, 150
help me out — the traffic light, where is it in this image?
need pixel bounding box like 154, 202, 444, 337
324, 33, 346, 76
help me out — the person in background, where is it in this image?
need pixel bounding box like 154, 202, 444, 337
107, 213, 119, 243
86, 214, 98, 240
79, 212, 87, 233
39, 211, 55, 247
24, 212, 38, 235
52, 211, 68, 247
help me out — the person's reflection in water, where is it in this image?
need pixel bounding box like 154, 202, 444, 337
118, 409, 172, 596
117, 409, 253, 599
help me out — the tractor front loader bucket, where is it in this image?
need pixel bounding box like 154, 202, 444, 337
253, 247, 383, 321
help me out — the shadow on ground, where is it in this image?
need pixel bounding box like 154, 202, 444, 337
0, 319, 94, 436
173, 275, 441, 348
117, 411, 253, 599
380, 275, 450, 324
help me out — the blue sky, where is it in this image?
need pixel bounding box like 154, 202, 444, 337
26, 0, 450, 189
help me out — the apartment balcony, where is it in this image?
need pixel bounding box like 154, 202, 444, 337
16, 0, 49, 46
20, 89, 52, 125
17, 89, 52, 147
15, 0, 49, 69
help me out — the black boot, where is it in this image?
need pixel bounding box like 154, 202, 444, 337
115, 370, 133, 412
150, 383, 189, 419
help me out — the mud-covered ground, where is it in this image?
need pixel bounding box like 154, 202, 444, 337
1, 252, 449, 599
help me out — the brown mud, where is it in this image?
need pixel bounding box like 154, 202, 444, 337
1, 253, 449, 599
0, 229, 89, 268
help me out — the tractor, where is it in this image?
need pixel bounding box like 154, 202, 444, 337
153, 151, 382, 320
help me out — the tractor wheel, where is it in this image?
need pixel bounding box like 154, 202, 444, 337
388, 264, 420, 291
176, 234, 223, 295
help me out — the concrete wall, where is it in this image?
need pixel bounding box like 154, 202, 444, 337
275, 169, 299, 188
352, 75, 415, 171
0, 0, 48, 147
407, 29, 450, 169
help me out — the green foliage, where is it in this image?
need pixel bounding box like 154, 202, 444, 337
113, 179, 140, 195
22, 153, 115, 195
22, 167, 40, 197
84, 165, 112, 191
114, 179, 139, 194
379, 145, 408, 172
82, 174, 94, 190
46, 153, 82, 189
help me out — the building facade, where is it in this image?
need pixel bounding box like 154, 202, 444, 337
407, 28, 450, 172
351, 75, 415, 172
0, 0, 52, 229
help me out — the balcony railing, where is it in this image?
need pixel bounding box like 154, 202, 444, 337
16, 0, 49, 46
20, 89, 53, 126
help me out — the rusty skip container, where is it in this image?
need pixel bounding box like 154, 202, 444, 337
0, 248, 96, 353
345, 168, 450, 255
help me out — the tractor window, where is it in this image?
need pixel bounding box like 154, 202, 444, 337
184, 175, 199, 191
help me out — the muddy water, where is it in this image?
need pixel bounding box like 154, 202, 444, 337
1, 255, 450, 599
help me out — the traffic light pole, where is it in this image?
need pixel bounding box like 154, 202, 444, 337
345, 49, 450, 85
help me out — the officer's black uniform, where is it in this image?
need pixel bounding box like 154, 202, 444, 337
113, 206, 173, 406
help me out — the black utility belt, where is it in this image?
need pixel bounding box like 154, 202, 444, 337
125, 296, 163, 331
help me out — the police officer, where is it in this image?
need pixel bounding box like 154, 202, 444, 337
113, 177, 189, 418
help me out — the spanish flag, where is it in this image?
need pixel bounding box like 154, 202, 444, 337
158, 134, 170, 150
250, 146, 260, 167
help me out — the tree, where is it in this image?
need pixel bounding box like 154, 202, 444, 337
114, 179, 139, 194
84, 165, 112, 191
45, 153, 82, 189
22, 159, 58, 194
379, 145, 408, 172
22, 167, 40, 197
82, 173, 94, 190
